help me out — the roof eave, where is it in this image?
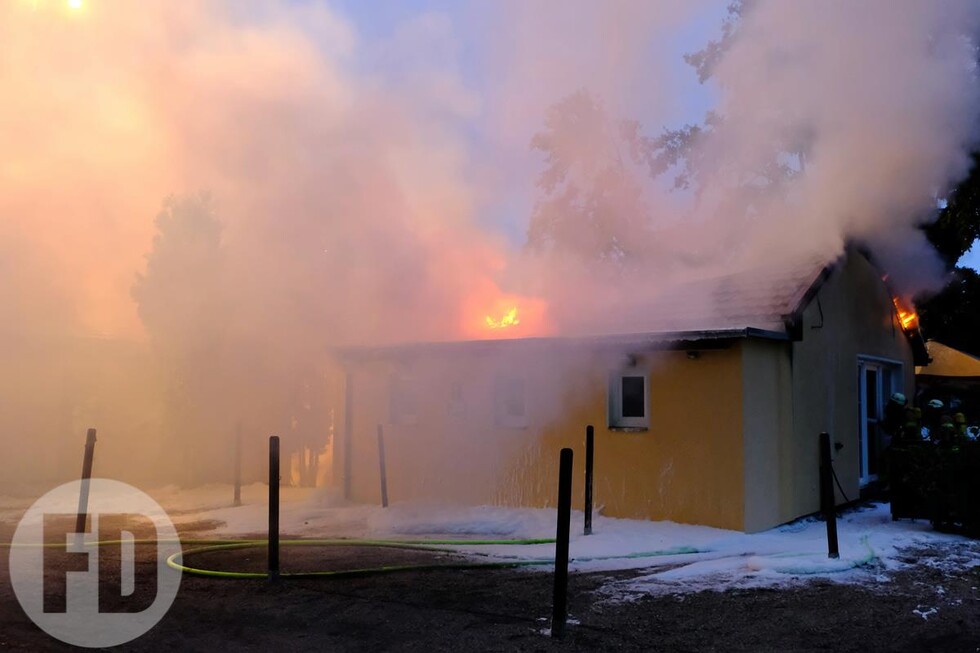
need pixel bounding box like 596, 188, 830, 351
335, 327, 790, 363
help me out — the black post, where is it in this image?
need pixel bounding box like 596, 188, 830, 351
343, 373, 353, 500
819, 432, 840, 559
269, 435, 280, 581
584, 425, 594, 536
75, 428, 97, 534
551, 447, 573, 639
377, 424, 389, 508
233, 423, 242, 507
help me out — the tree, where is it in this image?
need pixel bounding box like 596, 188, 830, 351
132, 193, 228, 483
529, 0, 798, 257
917, 267, 980, 357
526, 90, 652, 265
132, 192, 225, 347
683, 1, 750, 85
681, 0, 980, 273
682, 3, 980, 354
924, 151, 980, 269
133, 192, 334, 487
628, 0, 807, 225
916, 150, 980, 354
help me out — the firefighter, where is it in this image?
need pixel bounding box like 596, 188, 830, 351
890, 403, 929, 519
880, 393, 909, 491
954, 412, 968, 439
882, 392, 907, 440
923, 399, 945, 439
932, 412, 966, 531
938, 416, 958, 447
912, 406, 923, 439
897, 406, 921, 444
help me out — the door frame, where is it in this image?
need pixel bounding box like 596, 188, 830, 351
857, 356, 904, 487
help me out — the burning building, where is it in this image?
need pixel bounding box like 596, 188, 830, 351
330, 247, 927, 533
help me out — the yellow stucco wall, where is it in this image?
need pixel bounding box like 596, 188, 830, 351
334, 345, 747, 531
505, 348, 746, 530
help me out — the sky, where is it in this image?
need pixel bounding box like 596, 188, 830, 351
960, 241, 980, 271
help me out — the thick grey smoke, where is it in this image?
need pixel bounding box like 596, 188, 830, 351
698, 0, 980, 291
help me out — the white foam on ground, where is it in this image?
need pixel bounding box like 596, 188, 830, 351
3, 484, 976, 596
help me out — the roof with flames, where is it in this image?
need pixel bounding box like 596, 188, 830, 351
338, 247, 932, 364
338, 255, 841, 361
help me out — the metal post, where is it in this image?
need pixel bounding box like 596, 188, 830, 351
268, 435, 280, 581
584, 425, 594, 536
819, 432, 840, 559
343, 372, 353, 500
551, 447, 573, 639
233, 423, 242, 507
75, 428, 97, 534
377, 424, 389, 508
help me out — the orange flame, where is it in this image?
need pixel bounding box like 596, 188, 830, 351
458, 278, 549, 340
892, 296, 918, 331
485, 306, 520, 329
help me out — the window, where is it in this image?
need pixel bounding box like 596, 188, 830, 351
608, 371, 649, 429
494, 375, 528, 428
389, 375, 418, 425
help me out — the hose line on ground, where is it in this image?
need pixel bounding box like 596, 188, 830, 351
168, 537, 559, 580
2, 535, 877, 580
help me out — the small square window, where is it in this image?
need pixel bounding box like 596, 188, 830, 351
494, 375, 528, 428
609, 372, 649, 429
389, 375, 418, 425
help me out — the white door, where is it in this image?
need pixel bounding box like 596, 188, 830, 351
857, 359, 901, 486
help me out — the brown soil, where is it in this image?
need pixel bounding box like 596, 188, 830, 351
1, 523, 979, 652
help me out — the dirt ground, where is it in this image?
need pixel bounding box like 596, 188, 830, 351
1, 521, 979, 652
